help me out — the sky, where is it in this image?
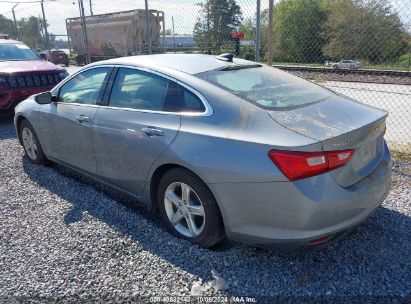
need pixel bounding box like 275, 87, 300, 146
0, 0, 409, 40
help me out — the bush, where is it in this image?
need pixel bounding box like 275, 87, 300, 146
397, 54, 411, 68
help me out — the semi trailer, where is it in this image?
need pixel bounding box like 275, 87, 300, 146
66, 9, 164, 64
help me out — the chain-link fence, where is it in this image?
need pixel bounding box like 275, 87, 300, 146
1, 0, 410, 152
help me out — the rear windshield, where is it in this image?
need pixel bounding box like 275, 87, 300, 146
195, 65, 332, 109
0, 43, 40, 61
52, 51, 67, 55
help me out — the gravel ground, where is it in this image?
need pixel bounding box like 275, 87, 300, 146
0, 118, 410, 303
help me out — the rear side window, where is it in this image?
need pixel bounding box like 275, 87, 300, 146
109, 67, 205, 113
109, 68, 169, 111
196, 65, 332, 110
182, 89, 204, 112
162, 81, 206, 113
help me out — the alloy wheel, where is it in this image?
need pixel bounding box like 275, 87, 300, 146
22, 127, 38, 161
164, 182, 206, 238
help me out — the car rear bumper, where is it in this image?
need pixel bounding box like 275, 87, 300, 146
51, 59, 69, 65
209, 144, 392, 251
0, 85, 53, 111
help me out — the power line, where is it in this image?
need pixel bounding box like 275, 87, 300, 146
0, 1, 41, 3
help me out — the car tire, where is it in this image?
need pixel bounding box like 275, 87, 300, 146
157, 168, 225, 248
332, 65, 338, 69
20, 120, 47, 165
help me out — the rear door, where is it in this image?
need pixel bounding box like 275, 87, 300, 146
40, 66, 112, 173
92, 67, 181, 196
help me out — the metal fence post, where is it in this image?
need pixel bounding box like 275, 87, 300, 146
172, 16, 176, 49
267, 0, 274, 65
255, 0, 261, 62
79, 0, 90, 64
66, 19, 72, 54
144, 0, 152, 54
89, 0, 94, 16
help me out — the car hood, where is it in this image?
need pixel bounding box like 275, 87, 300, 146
0, 60, 64, 74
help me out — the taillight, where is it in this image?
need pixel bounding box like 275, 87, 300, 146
268, 149, 354, 181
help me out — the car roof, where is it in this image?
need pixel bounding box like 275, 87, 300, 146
0, 39, 22, 44
95, 54, 256, 75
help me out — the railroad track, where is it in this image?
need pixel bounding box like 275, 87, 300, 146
272, 65, 410, 77
272, 65, 410, 85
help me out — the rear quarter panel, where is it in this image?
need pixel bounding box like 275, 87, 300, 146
144, 82, 322, 197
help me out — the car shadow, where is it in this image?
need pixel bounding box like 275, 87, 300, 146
0, 117, 17, 140
22, 158, 410, 299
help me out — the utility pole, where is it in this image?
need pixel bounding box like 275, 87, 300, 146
255, 0, 261, 62
11, 3, 19, 41
267, 0, 274, 65
89, 0, 93, 16
144, 0, 152, 54
40, 0, 50, 54
78, 0, 90, 64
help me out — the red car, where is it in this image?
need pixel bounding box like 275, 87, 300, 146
42, 49, 70, 67
0, 39, 69, 114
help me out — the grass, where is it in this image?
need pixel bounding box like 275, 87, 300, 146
392, 150, 411, 162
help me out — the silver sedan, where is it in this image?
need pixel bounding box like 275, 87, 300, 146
332, 60, 361, 69
14, 54, 392, 251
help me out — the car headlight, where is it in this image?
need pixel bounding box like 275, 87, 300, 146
58, 70, 69, 79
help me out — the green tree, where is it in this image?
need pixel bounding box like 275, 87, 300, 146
238, 17, 255, 42
323, 0, 408, 64
238, 10, 271, 60
193, 0, 243, 53
0, 14, 18, 39
273, 0, 326, 63
0, 14, 56, 49
18, 16, 44, 47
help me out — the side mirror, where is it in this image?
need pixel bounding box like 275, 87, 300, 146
35, 92, 52, 104
40, 53, 48, 60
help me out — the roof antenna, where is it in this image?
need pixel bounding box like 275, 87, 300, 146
216, 53, 234, 62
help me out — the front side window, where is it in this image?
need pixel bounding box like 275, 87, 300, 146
58, 67, 110, 105
0, 43, 40, 61
196, 65, 332, 110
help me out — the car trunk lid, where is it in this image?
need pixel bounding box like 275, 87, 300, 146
268, 95, 388, 187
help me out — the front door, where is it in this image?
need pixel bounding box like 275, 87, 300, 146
41, 67, 112, 173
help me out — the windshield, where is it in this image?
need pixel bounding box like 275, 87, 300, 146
0, 43, 41, 61
196, 65, 333, 109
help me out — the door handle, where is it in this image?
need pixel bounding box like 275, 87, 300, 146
76, 114, 91, 123
142, 126, 164, 137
